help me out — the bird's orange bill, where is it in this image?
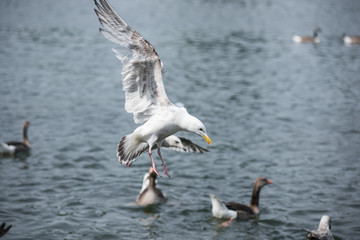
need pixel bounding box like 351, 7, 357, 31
202, 134, 212, 144
267, 180, 273, 184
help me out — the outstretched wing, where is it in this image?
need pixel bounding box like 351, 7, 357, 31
178, 137, 209, 153
94, 0, 171, 124
157, 135, 209, 153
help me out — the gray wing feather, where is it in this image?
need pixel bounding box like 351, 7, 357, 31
94, 0, 171, 124
178, 137, 209, 153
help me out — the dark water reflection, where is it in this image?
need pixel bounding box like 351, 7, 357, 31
1, 0, 360, 239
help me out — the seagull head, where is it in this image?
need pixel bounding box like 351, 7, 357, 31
186, 116, 212, 145
163, 135, 186, 151
177, 107, 212, 144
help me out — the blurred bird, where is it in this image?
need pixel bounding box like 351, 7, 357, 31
302, 215, 334, 240
210, 177, 272, 225
293, 28, 321, 43
343, 34, 360, 44
136, 168, 167, 206
158, 135, 208, 153
0, 121, 31, 156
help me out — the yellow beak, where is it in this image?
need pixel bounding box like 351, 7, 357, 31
202, 134, 212, 144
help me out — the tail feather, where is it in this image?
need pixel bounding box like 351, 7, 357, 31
209, 194, 237, 219
117, 134, 149, 165
292, 35, 302, 43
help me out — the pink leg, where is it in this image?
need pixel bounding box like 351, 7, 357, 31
125, 162, 132, 167
148, 149, 161, 177
220, 217, 235, 227
157, 148, 170, 178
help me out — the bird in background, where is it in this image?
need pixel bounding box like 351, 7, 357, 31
158, 135, 209, 153
343, 34, 360, 44
302, 215, 334, 240
136, 167, 167, 206
293, 27, 321, 43
0, 121, 31, 156
210, 177, 272, 226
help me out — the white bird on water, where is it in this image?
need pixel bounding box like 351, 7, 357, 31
302, 215, 334, 240
94, 0, 212, 177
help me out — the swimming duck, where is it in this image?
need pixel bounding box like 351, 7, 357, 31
210, 177, 272, 220
303, 215, 334, 240
136, 167, 167, 206
343, 35, 360, 44
0, 121, 31, 156
293, 28, 321, 43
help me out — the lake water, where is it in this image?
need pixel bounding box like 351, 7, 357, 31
1, 0, 360, 239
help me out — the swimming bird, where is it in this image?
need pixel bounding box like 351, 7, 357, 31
158, 135, 208, 153
210, 177, 272, 221
302, 215, 334, 240
94, 0, 211, 177
293, 28, 321, 43
0, 141, 16, 156
136, 167, 167, 206
343, 35, 360, 44
0, 121, 31, 156
0, 222, 12, 238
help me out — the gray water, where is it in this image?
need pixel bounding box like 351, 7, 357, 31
1, 0, 360, 239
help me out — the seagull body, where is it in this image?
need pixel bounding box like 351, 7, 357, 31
94, 0, 211, 177
303, 215, 334, 240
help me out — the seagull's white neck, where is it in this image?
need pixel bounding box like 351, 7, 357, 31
177, 109, 198, 132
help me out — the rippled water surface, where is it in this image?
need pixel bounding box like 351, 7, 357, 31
1, 0, 360, 239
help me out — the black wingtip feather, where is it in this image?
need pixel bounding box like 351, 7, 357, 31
0, 222, 12, 238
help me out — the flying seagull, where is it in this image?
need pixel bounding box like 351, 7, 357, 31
94, 0, 211, 177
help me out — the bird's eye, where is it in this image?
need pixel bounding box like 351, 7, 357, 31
199, 128, 203, 131
175, 141, 180, 144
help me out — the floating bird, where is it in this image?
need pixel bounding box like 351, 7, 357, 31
0, 121, 31, 156
0, 222, 12, 238
0, 142, 16, 156
303, 215, 334, 240
293, 28, 321, 43
158, 135, 208, 153
343, 35, 360, 44
94, 0, 211, 177
136, 167, 167, 206
210, 177, 272, 223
